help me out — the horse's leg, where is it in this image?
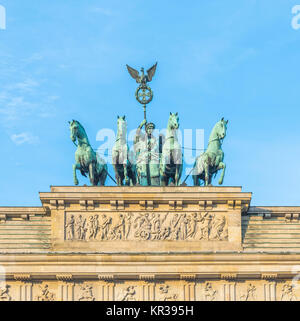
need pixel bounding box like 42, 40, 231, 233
102, 169, 107, 186
164, 175, 169, 186
218, 162, 226, 185
208, 174, 212, 186
160, 155, 166, 186
162, 170, 169, 186
175, 160, 183, 186
160, 168, 168, 187
100, 165, 108, 186
174, 150, 179, 186
204, 162, 210, 187
113, 164, 120, 186
73, 163, 80, 185
112, 152, 121, 186
178, 156, 183, 185
119, 165, 125, 186
164, 154, 172, 186
98, 170, 103, 186
133, 173, 137, 186
192, 175, 198, 186
123, 163, 130, 186
175, 165, 179, 186
131, 166, 137, 186
94, 164, 100, 186
97, 165, 104, 186
89, 163, 96, 186
95, 174, 99, 186
119, 169, 125, 186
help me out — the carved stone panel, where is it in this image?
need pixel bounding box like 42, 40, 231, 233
35, 284, 55, 301
280, 283, 297, 301
64, 212, 228, 242
2, 279, 300, 301
156, 283, 179, 301
116, 285, 138, 301
77, 284, 95, 301
238, 282, 257, 301
0, 285, 11, 301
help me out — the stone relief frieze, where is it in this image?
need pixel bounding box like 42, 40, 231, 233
36, 284, 55, 301
0, 285, 11, 301
65, 212, 228, 242
281, 284, 297, 301
78, 284, 95, 301
2, 280, 300, 301
158, 284, 178, 301
204, 282, 217, 301
240, 283, 256, 301
117, 286, 137, 301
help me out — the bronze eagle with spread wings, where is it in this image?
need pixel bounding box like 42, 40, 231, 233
126, 62, 157, 86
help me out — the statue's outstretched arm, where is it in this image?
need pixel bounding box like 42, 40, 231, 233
138, 119, 146, 129
134, 120, 146, 145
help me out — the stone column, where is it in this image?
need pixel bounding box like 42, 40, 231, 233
221, 274, 237, 301
98, 275, 115, 301
56, 274, 74, 301
181, 275, 196, 301
262, 274, 277, 301
14, 274, 32, 301
140, 275, 156, 301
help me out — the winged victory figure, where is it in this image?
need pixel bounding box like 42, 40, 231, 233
126, 62, 157, 86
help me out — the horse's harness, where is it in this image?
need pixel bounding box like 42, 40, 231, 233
208, 136, 224, 146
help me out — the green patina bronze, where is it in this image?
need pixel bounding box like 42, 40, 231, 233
192, 118, 228, 186
69, 120, 107, 186
160, 112, 183, 186
126, 62, 160, 186
69, 64, 229, 187
134, 119, 160, 186
126, 62, 157, 125
112, 116, 137, 186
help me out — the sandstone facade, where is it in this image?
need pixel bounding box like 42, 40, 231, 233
0, 186, 299, 301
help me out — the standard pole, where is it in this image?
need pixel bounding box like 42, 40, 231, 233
143, 104, 147, 126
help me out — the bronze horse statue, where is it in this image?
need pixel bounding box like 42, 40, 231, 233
69, 120, 107, 186
112, 116, 137, 186
160, 112, 183, 186
192, 118, 228, 186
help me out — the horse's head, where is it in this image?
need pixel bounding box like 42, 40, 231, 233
69, 120, 79, 143
168, 112, 179, 130
69, 120, 87, 145
215, 117, 228, 140
117, 115, 127, 139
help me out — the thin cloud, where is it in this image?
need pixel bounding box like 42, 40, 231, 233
6, 78, 39, 93
10, 132, 39, 145
0, 72, 58, 127
0, 95, 37, 121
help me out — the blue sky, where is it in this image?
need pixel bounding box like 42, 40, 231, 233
0, 0, 299, 206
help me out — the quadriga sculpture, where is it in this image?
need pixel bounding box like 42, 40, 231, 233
160, 112, 183, 186
69, 120, 107, 186
112, 116, 137, 186
192, 117, 228, 186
